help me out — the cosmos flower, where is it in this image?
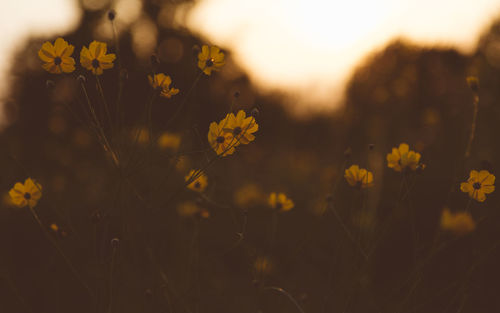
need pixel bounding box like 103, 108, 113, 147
80, 41, 116, 75
268, 192, 294, 212
207, 118, 235, 156
441, 208, 475, 235
197, 45, 225, 75
460, 170, 495, 202
222, 110, 258, 145
148, 73, 179, 98
386, 143, 424, 172
38, 37, 75, 74
157, 132, 181, 150
185, 169, 208, 192
344, 165, 373, 189
9, 178, 42, 209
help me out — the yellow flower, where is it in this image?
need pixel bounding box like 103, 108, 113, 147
80, 41, 116, 75
177, 201, 210, 218
441, 208, 475, 235
38, 37, 75, 74
197, 45, 225, 75
158, 132, 181, 150
207, 119, 235, 156
386, 143, 424, 172
222, 110, 258, 145
234, 183, 263, 208
344, 165, 374, 189
9, 178, 42, 209
268, 192, 294, 212
254, 256, 273, 275
148, 73, 179, 98
185, 169, 208, 192
460, 170, 495, 202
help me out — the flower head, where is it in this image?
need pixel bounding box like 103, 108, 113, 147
208, 119, 235, 156
148, 73, 179, 98
344, 165, 373, 189
441, 208, 476, 235
38, 37, 75, 74
80, 41, 116, 75
460, 170, 495, 202
185, 169, 208, 192
268, 192, 294, 212
222, 110, 258, 145
386, 143, 424, 172
9, 178, 42, 209
197, 45, 225, 75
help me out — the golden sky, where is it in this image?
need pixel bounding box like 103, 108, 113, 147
1, 0, 500, 122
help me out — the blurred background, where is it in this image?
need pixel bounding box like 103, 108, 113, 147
1, 0, 500, 312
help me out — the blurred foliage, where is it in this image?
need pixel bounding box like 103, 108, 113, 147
1, 1, 500, 312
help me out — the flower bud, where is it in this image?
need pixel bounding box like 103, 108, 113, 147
250, 108, 259, 118
77, 75, 86, 83
107, 10, 116, 21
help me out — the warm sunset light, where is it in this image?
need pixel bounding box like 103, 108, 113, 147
182, 0, 500, 113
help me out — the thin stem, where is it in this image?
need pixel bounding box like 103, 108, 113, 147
106, 243, 118, 313
262, 286, 306, 313
464, 94, 479, 158
28, 206, 95, 300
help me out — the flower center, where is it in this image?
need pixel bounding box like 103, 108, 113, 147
233, 127, 242, 136
473, 182, 482, 190
205, 58, 214, 67
194, 182, 201, 189
92, 59, 100, 69
276, 202, 283, 210
54, 57, 62, 65
216, 136, 225, 144
24, 192, 31, 200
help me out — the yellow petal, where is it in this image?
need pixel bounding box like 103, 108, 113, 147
482, 185, 495, 194
460, 182, 472, 193
398, 143, 409, 155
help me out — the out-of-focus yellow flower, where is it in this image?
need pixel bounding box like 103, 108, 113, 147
386, 143, 424, 172
254, 256, 273, 275
460, 170, 495, 202
38, 37, 75, 74
441, 208, 475, 235
208, 119, 235, 156
197, 45, 225, 75
177, 201, 210, 218
80, 41, 116, 75
344, 165, 373, 189
158, 132, 181, 150
148, 73, 179, 98
268, 192, 294, 212
234, 183, 263, 208
50, 223, 59, 232
185, 169, 208, 192
222, 110, 258, 145
9, 178, 42, 209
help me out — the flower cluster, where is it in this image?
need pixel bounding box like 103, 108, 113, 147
39, 37, 116, 75
148, 73, 179, 98
386, 143, 425, 172
207, 110, 258, 156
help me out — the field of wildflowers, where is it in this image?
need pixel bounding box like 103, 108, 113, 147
1, 2, 500, 313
